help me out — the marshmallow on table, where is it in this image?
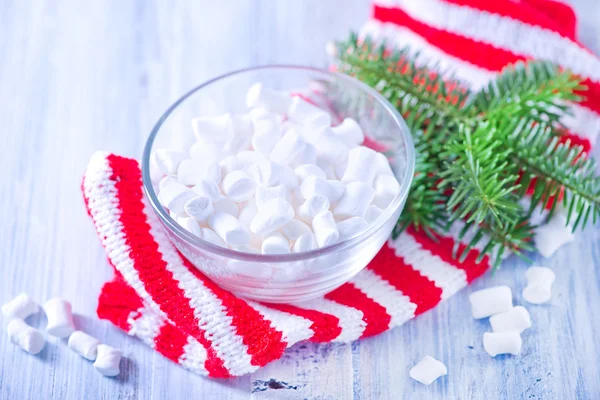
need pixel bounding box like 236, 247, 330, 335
483, 332, 522, 356
158, 182, 197, 215
255, 185, 289, 210
523, 266, 556, 304
489, 306, 532, 333
534, 214, 575, 258
312, 211, 339, 247
177, 159, 221, 186
2, 293, 39, 320
295, 164, 326, 181
409, 356, 447, 385
208, 212, 250, 246
297, 194, 330, 224
332, 118, 364, 147
373, 174, 401, 209
93, 344, 123, 377
250, 198, 295, 235
222, 170, 256, 202
262, 232, 291, 254
191, 114, 235, 143
213, 198, 239, 218
333, 182, 376, 219
469, 286, 513, 319
68, 330, 100, 360
184, 197, 213, 223
7, 319, 45, 355
337, 217, 369, 240
246, 83, 292, 114
293, 232, 318, 253
192, 180, 222, 203
43, 298, 76, 338
287, 96, 332, 128
279, 219, 312, 241
365, 205, 384, 224
269, 129, 307, 167
153, 149, 187, 175
176, 216, 202, 238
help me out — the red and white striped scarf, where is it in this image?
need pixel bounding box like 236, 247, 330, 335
83, 0, 599, 378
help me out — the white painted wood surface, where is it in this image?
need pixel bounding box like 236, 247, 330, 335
1, 1, 599, 399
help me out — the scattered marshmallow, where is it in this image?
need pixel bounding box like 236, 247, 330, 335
2, 293, 39, 320
523, 266, 556, 304
489, 306, 532, 333
93, 344, 123, 377
250, 199, 295, 235
312, 211, 339, 247
409, 356, 447, 385
7, 319, 45, 355
483, 332, 522, 357
262, 232, 291, 254
68, 330, 101, 360
469, 286, 513, 319
208, 212, 250, 246
43, 298, 76, 338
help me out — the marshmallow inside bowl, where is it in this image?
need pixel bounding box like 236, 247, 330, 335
142, 66, 414, 303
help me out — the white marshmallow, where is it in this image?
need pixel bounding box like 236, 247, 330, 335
261, 232, 291, 254
230, 113, 254, 136
248, 159, 284, 187
255, 185, 289, 210
290, 143, 317, 167
280, 166, 299, 190
158, 182, 197, 215
373, 174, 401, 209
269, 129, 307, 167
191, 114, 234, 143
523, 266, 555, 304
534, 215, 575, 258
43, 298, 76, 338
409, 356, 447, 385
200, 228, 227, 247
177, 159, 221, 186
220, 151, 264, 175
523, 285, 553, 305
246, 83, 292, 114
295, 164, 326, 182
332, 118, 364, 147
7, 319, 45, 354
312, 211, 339, 247
287, 96, 332, 128
2, 293, 39, 320
336, 217, 369, 240
297, 194, 331, 224
300, 176, 344, 205
189, 141, 228, 163
252, 118, 282, 156
183, 196, 213, 223
222, 170, 256, 202
158, 175, 178, 191
153, 149, 187, 175
526, 266, 556, 284
365, 205, 384, 224
341, 146, 380, 185
290, 187, 306, 209
250, 199, 295, 235
68, 330, 100, 360
482, 332, 522, 356
249, 107, 277, 124
279, 219, 312, 241
375, 152, 395, 177
238, 200, 259, 228
176, 216, 202, 237
93, 344, 123, 377
231, 244, 261, 254
489, 306, 532, 333
225, 133, 251, 154
293, 232, 318, 253
312, 129, 349, 165
208, 212, 250, 246
333, 182, 376, 219
469, 286, 513, 319
192, 180, 222, 203
213, 198, 239, 218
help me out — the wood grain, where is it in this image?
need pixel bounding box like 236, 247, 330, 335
0, 0, 599, 399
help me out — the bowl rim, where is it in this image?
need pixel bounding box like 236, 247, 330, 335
142, 65, 415, 263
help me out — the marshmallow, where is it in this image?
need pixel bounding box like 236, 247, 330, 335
248, 159, 284, 187
246, 83, 292, 114
290, 143, 317, 167
158, 182, 197, 215
213, 198, 239, 218
300, 176, 344, 205
176, 216, 202, 237
365, 205, 384, 224
312, 129, 349, 165
183, 196, 213, 223
2, 293, 39, 320
295, 164, 326, 182
262, 232, 291, 254
333, 182, 376, 219
93, 344, 123, 377
231, 244, 261, 254
341, 146, 380, 185
7, 319, 45, 354
297, 194, 330, 224
189, 141, 228, 163
251, 118, 282, 156
208, 212, 250, 246
256, 185, 289, 210
482, 332, 522, 357
192, 180, 222, 202
238, 200, 259, 228
469, 286, 513, 319
153, 149, 187, 175
375, 152, 395, 177
279, 219, 312, 241
230, 113, 254, 136
534, 215, 575, 258
312, 211, 339, 247
158, 175, 178, 191
249, 107, 278, 124
191, 114, 234, 143
222, 171, 256, 202
220, 151, 264, 175
336, 217, 369, 240
332, 118, 364, 147
177, 159, 221, 186
200, 228, 227, 247
409, 356, 447, 385
269, 129, 307, 167
287, 96, 332, 128
279, 166, 299, 190
293, 232, 318, 253
373, 174, 401, 209
290, 187, 306, 209
489, 306, 532, 333
43, 298, 76, 338
68, 330, 100, 360
523, 266, 556, 304
250, 199, 295, 235
224, 133, 251, 154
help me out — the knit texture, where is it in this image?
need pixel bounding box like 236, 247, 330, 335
83, 0, 599, 378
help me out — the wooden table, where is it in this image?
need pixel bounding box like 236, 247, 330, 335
1, 1, 599, 398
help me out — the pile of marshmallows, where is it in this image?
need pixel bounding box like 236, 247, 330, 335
409, 266, 556, 386
154, 83, 400, 254
2, 294, 122, 377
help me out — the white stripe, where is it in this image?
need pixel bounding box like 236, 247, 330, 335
378, 0, 600, 82
350, 268, 416, 328
127, 307, 164, 349
563, 104, 600, 145
291, 298, 365, 342
179, 337, 210, 376
249, 302, 314, 346
390, 232, 467, 299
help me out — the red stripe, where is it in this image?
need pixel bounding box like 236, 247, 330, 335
153, 323, 189, 364
325, 283, 391, 338
407, 227, 489, 283
96, 275, 144, 331
558, 131, 591, 154
266, 303, 343, 342
522, 0, 577, 39
367, 243, 442, 315
105, 154, 230, 378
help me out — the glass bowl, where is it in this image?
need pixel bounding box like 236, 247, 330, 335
142, 66, 414, 303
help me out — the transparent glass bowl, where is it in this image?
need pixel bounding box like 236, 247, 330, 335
142, 66, 414, 303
